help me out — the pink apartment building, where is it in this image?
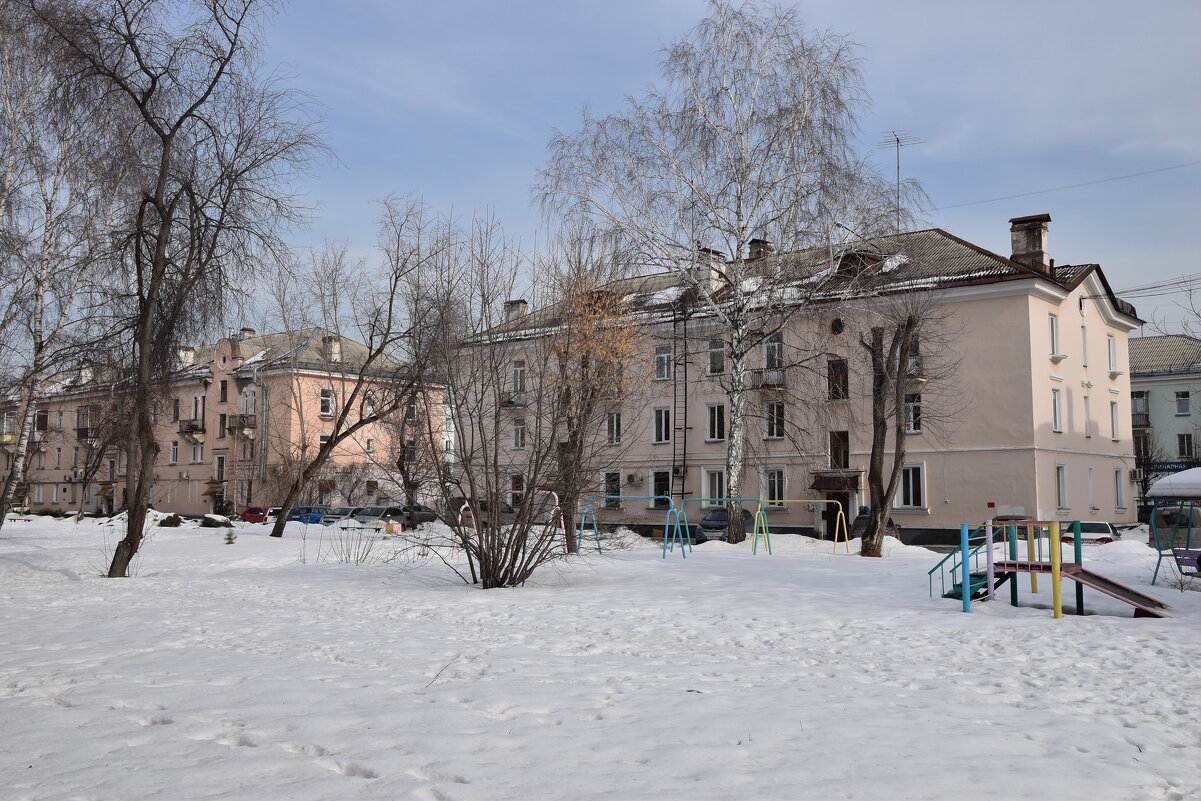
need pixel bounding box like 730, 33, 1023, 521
2, 327, 444, 517
493, 214, 1141, 543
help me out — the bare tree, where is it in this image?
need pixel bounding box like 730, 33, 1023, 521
21, 0, 324, 574
537, 0, 920, 542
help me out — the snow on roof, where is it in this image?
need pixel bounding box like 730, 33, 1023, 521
1146, 467, 1201, 499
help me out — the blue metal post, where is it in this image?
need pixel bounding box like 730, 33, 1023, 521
960, 523, 971, 613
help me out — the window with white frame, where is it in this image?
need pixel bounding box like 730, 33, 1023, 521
1056, 464, 1068, 509
652, 471, 671, 508
404, 398, 418, 422
765, 330, 784, 370
512, 418, 526, 449
215, 455, 225, 482
606, 411, 622, 445
1107, 334, 1117, 372
1177, 391, 1190, 416
707, 404, 726, 441
217, 413, 227, 439
654, 408, 671, 443
765, 400, 785, 439
1048, 313, 1060, 355
898, 464, 924, 508
511, 360, 526, 394
241, 389, 256, 415
904, 393, 922, 433
191, 443, 204, 463
704, 467, 726, 505
404, 439, 417, 463
1083, 396, 1092, 438
762, 468, 785, 507
54, 447, 61, 469
1114, 469, 1125, 508
1179, 433, 1194, 459
768, 398, 787, 439
1052, 389, 1063, 432
366, 438, 376, 460
169, 441, 178, 464
654, 345, 672, 380
707, 339, 725, 375
1109, 401, 1119, 440
319, 388, 334, 417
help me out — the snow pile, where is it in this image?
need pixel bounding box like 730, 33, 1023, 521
1, 518, 1198, 800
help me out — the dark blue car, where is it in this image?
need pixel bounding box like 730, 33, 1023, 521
287, 505, 331, 524
694, 507, 754, 543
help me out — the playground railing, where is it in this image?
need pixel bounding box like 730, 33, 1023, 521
927, 526, 990, 599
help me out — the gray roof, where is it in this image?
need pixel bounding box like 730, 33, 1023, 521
1129, 335, 1201, 376
493, 227, 1139, 335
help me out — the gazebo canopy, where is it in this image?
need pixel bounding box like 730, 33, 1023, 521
1146, 467, 1201, 499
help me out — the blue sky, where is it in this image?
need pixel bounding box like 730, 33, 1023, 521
264, 0, 1201, 331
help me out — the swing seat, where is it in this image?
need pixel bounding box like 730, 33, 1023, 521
1172, 548, 1201, 576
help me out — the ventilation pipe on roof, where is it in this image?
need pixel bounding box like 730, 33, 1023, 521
695, 247, 726, 294
748, 238, 775, 260
503, 299, 528, 322
1009, 213, 1053, 277
239, 327, 256, 339
176, 346, 195, 368
323, 335, 342, 363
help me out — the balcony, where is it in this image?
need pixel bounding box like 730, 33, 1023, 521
75, 427, 98, 442
230, 414, 257, 429
0, 432, 15, 446
1131, 412, 1151, 428
499, 391, 527, 407
749, 368, 786, 389
179, 418, 205, 443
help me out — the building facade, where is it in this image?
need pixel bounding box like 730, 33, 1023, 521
1128, 334, 1201, 499
493, 214, 1141, 542
1, 327, 444, 517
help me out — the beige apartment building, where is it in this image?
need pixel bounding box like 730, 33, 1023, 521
1, 328, 443, 517
494, 214, 1141, 543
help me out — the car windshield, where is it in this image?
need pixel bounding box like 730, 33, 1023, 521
358, 507, 385, 516
1077, 522, 1112, 534
328, 508, 355, 516
705, 509, 729, 521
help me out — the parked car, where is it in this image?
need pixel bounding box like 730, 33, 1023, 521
351, 506, 406, 529
1060, 521, 1119, 543
240, 506, 270, 524
442, 497, 515, 523
320, 506, 364, 526
263, 507, 282, 525
694, 507, 755, 543
287, 505, 331, 524
849, 514, 901, 540
399, 504, 439, 524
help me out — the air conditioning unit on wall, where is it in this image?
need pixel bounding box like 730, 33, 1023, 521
178, 470, 189, 480
672, 465, 687, 478
625, 473, 642, 485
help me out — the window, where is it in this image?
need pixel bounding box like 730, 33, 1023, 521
1080, 326, 1088, 366
765, 400, 785, 439
1132, 391, 1148, 416
169, 441, 178, 464
707, 339, 725, 375
241, 390, 256, 415
34, 409, 48, 431
191, 444, 204, 463
1134, 431, 1150, 462
1110, 402, 1119, 440
1, 411, 16, 435
1048, 313, 1060, 355
604, 473, 621, 509
654, 345, 672, 380
171, 399, 180, 422
827, 359, 849, 401
1056, 464, 1068, 509
1107, 334, 1117, 372
215, 455, 225, 481
1051, 389, 1063, 432
513, 418, 526, 449
899, 464, 925, 508
654, 408, 671, 443
1083, 396, 1091, 438
71, 446, 78, 467
36, 450, 45, 469
319, 435, 331, 455
904, 393, 922, 433
707, 404, 726, 441
1177, 391, 1190, 416
405, 398, 418, 422
1179, 433, 1194, 460
652, 471, 671, 508
606, 411, 622, 445
763, 468, 785, 507
765, 330, 784, 370
364, 390, 377, 416
704, 467, 726, 505
219, 380, 228, 403
54, 447, 61, 469
404, 439, 417, 464
830, 431, 849, 470
217, 413, 227, 439
1114, 469, 1125, 509
191, 395, 204, 421
240, 437, 253, 460
319, 388, 334, 417
509, 474, 525, 508
56, 410, 63, 430
906, 332, 923, 376
511, 360, 526, 393
366, 439, 376, 461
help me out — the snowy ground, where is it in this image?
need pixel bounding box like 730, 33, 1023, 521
2, 516, 1199, 801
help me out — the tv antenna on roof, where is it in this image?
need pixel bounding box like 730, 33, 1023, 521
878, 130, 924, 234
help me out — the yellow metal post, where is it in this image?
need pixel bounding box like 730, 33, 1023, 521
1050, 522, 1063, 619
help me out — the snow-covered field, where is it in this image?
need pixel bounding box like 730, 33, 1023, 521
2, 516, 1198, 801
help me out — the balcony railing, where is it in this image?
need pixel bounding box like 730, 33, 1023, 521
230, 414, 257, 429
1131, 412, 1151, 428
749, 368, 786, 389
179, 419, 205, 434
75, 427, 97, 441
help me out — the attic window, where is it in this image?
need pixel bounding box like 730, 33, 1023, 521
837, 251, 883, 277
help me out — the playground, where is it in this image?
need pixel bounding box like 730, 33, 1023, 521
1, 515, 1197, 801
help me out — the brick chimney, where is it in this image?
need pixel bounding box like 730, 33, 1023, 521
239, 326, 256, 339
322, 335, 342, 363
503, 299, 528, 322
1009, 213, 1052, 276
749, 238, 775, 260
695, 246, 726, 293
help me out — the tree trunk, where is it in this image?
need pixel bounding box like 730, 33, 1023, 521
725, 332, 748, 543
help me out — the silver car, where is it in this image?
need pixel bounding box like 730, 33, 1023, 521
351, 506, 406, 529
320, 506, 363, 526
